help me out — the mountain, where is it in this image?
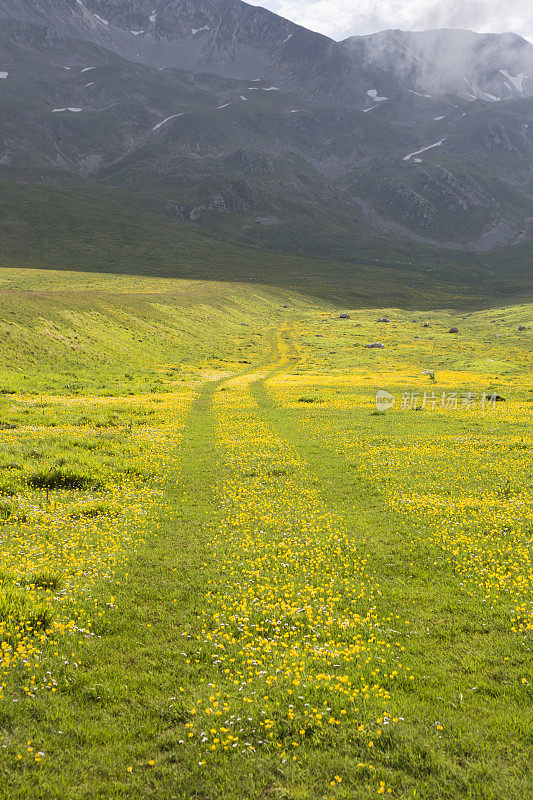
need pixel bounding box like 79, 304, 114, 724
344, 28, 533, 102
0, 0, 532, 279
0, 0, 400, 104
0, 0, 303, 76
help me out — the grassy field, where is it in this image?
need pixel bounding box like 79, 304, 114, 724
1, 178, 531, 306
0, 268, 531, 799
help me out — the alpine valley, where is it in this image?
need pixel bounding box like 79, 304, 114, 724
0, 0, 532, 297
1, 7, 533, 799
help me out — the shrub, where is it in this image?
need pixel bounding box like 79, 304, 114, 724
28, 467, 101, 490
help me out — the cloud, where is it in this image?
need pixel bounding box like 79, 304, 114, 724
246, 0, 533, 42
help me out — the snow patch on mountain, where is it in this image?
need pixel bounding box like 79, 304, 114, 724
367, 89, 388, 102
404, 139, 445, 161
499, 70, 528, 93
152, 113, 184, 132
462, 76, 483, 100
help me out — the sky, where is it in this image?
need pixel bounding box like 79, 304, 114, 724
246, 1, 533, 43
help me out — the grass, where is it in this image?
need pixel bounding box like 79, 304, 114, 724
0, 175, 531, 306
0, 268, 531, 799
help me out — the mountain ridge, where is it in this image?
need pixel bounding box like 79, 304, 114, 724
344, 28, 533, 101
0, 0, 532, 277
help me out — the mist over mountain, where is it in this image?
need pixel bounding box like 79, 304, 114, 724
0, 0, 532, 272
344, 28, 533, 101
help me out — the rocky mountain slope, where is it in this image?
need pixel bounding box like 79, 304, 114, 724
0, 0, 532, 262
344, 28, 533, 102
0, 0, 400, 103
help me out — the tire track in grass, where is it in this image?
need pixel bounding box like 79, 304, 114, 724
182, 363, 411, 794
1, 376, 225, 798
252, 327, 533, 799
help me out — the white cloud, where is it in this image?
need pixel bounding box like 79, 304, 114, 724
246, 0, 533, 42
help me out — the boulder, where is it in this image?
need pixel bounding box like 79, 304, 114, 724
365, 342, 385, 349
339, 313, 351, 319
449, 327, 459, 333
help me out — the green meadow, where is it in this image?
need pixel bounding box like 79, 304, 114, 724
0, 268, 531, 799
